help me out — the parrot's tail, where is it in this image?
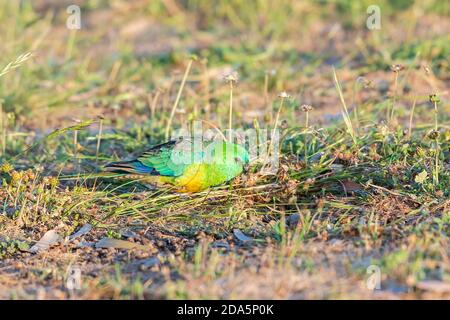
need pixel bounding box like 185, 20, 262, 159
104, 160, 157, 175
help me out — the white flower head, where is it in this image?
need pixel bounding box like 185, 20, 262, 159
301, 104, 313, 112
278, 91, 290, 99
224, 71, 239, 83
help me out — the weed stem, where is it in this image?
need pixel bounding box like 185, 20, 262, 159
165, 58, 194, 140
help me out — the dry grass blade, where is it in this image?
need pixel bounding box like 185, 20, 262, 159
332, 67, 357, 145
165, 57, 194, 140
0, 52, 33, 78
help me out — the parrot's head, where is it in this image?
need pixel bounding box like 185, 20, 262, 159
207, 141, 249, 170
232, 143, 250, 172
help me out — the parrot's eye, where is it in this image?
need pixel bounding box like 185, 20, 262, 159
234, 157, 242, 163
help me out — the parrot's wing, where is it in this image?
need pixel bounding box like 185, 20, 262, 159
137, 138, 205, 177
105, 138, 207, 176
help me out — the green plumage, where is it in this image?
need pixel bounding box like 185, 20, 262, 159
105, 138, 249, 192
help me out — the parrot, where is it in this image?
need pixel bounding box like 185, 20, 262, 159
104, 138, 250, 192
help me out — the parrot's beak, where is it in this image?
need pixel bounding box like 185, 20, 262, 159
243, 163, 250, 173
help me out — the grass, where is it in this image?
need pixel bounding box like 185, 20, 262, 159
0, 0, 449, 299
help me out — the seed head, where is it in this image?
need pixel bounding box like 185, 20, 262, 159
356, 76, 373, 88
11, 171, 22, 182
0, 162, 13, 173
300, 104, 313, 112
278, 91, 290, 99
416, 147, 426, 158
224, 72, 238, 84
429, 94, 440, 104
428, 130, 440, 140
390, 64, 404, 73
422, 65, 431, 75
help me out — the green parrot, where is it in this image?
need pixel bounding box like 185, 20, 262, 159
104, 138, 250, 192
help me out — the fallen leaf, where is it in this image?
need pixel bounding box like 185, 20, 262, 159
76, 241, 95, 248
286, 214, 300, 228
124, 256, 160, 273
29, 230, 60, 253
69, 224, 92, 241
341, 180, 364, 193
95, 238, 148, 250
141, 257, 160, 269
119, 229, 138, 239
233, 229, 253, 243
211, 241, 230, 249
416, 280, 450, 293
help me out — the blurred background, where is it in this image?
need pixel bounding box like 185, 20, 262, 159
1, 1, 448, 120
0, 0, 448, 164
